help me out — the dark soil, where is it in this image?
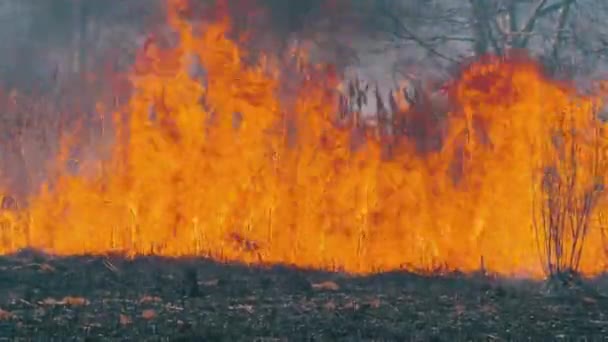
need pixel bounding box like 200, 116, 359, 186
1, 251, 608, 341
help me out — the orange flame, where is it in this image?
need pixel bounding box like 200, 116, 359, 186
0, 2, 607, 278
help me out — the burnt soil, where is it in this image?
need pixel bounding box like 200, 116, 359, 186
1, 251, 608, 341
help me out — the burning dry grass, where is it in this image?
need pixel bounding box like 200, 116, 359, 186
0, 0, 607, 280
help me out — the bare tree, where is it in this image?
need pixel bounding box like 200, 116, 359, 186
357, 0, 606, 77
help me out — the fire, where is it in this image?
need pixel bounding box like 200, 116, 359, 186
0, 2, 607, 278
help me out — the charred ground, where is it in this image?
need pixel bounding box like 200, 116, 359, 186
0, 252, 607, 340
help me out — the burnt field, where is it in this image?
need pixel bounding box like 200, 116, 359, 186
0, 252, 607, 340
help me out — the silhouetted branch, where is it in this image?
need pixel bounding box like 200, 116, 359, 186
517, 0, 549, 48
550, 0, 575, 61
376, 4, 460, 63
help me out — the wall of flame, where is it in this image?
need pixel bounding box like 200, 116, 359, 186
0, 1, 607, 278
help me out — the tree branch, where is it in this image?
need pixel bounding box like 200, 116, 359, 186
538, 0, 577, 17
377, 4, 460, 63
551, 0, 575, 61
469, 0, 505, 55
517, 0, 549, 48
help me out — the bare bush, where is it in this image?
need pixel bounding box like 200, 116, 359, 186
533, 110, 605, 279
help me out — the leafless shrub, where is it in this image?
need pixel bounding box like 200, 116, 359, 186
533, 111, 605, 280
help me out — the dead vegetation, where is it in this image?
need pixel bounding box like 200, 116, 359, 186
532, 102, 607, 296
